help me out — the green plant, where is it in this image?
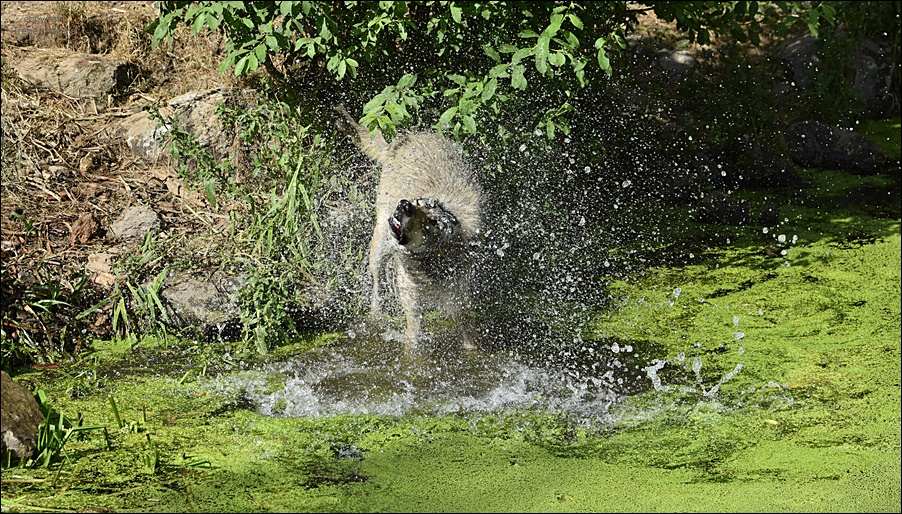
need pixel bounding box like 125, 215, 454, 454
148, 1, 835, 138
26, 390, 111, 469
131, 95, 357, 356
10, 211, 36, 238
1, 265, 97, 368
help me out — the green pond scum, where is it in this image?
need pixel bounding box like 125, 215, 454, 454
2, 119, 900, 512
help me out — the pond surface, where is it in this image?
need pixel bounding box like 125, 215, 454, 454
4, 142, 900, 512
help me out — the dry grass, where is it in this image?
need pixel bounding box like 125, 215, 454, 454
1, 1, 241, 362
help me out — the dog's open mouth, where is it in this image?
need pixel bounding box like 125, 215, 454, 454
389, 199, 416, 245
389, 215, 407, 245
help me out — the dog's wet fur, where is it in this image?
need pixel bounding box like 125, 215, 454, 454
336, 106, 484, 348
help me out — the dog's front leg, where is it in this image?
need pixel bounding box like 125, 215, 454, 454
396, 266, 424, 347
403, 303, 424, 348
368, 227, 390, 316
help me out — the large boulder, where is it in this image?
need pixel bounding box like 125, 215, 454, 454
1, 371, 45, 462
8, 48, 139, 99
783, 120, 887, 175
853, 37, 898, 118
159, 271, 245, 340
106, 87, 257, 160
777, 34, 820, 90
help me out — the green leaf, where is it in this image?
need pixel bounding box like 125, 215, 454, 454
597, 47, 611, 76
385, 102, 409, 124
489, 63, 510, 78
397, 73, 417, 88
235, 54, 250, 75
152, 13, 173, 46
511, 46, 534, 63
481, 77, 498, 102
568, 13, 583, 30
498, 43, 518, 53
821, 3, 835, 25
437, 106, 458, 127
246, 53, 259, 72
204, 177, 218, 209
482, 44, 501, 63
254, 43, 267, 63
535, 34, 550, 74
806, 9, 820, 37
450, 3, 462, 23
364, 91, 389, 113
462, 115, 476, 134
191, 12, 207, 34
546, 13, 564, 37
447, 73, 467, 86
511, 64, 527, 90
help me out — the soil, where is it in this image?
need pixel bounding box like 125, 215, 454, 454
1, 1, 236, 362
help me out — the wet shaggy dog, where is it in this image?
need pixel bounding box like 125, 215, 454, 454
336, 107, 483, 347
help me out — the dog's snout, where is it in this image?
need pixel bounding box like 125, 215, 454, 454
398, 199, 414, 215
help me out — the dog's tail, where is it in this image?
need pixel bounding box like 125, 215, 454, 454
334, 105, 390, 163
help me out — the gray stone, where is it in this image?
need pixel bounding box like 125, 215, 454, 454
8, 48, 139, 99
853, 37, 897, 118
695, 191, 750, 226
116, 111, 172, 159
1, 371, 45, 461
105, 87, 256, 160
656, 49, 696, 75
784, 120, 887, 175
110, 204, 160, 240
777, 34, 820, 89
160, 271, 245, 338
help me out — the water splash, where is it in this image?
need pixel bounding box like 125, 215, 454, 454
216, 324, 666, 427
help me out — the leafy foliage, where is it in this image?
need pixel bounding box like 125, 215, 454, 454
148, 1, 834, 138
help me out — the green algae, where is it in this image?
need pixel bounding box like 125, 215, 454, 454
3, 161, 900, 513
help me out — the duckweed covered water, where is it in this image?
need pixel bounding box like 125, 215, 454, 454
3, 124, 900, 511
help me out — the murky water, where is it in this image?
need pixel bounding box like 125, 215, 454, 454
222, 322, 666, 426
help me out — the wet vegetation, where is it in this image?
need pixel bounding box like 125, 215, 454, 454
1, 1, 900, 512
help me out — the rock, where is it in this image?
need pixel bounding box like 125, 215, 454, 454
759, 204, 781, 227
110, 204, 160, 240
1, 371, 45, 462
853, 37, 898, 118
783, 120, 887, 175
656, 49, 696, 76
777, 34, 820, 89
160, 271, 245, 339
731, 137, 801, 187
106, 87, 256, 160
115, 110, 172, 159
8, 48, 139, 99
86, 253, 113, 274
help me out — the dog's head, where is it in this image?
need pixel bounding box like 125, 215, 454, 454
389, 198, 460, 253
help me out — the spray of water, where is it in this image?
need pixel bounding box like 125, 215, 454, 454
217, 83, 767, 427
